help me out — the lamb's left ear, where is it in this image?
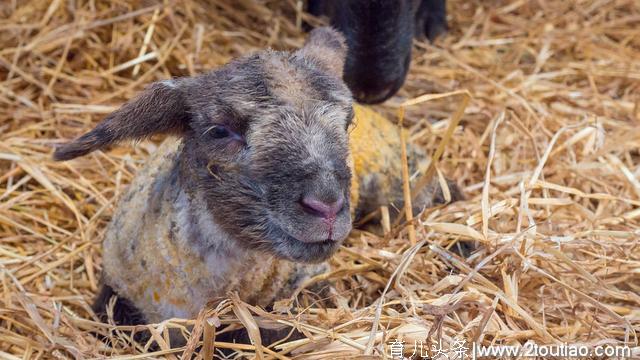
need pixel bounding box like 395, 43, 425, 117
296, 27, 348, 77
53, 79, 189, 161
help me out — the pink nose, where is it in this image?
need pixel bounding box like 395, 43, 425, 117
300, 196, 344, 220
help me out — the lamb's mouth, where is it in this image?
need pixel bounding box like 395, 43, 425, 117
282, 235, 342, 263
268, 222, 344, 263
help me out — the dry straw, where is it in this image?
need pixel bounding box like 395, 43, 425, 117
1, 0, 640, 358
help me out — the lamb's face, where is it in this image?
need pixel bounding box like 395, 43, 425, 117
53, 28, 354, 263
181, 43, 353, 262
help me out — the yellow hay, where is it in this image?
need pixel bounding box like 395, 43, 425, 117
0, 0, 639, 358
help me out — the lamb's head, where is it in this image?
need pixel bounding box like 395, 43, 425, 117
54, 27, 354, 263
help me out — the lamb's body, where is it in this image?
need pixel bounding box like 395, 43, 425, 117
99, 104, 429, 323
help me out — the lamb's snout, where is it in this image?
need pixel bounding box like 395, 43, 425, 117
284, 168, 351, 244
300, 195, 344, 221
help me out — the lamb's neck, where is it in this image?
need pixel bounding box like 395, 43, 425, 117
174, 184, 256, 277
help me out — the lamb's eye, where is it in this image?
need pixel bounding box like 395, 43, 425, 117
207, 125, 230, 139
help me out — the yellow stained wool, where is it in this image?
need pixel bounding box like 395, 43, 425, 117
349, 104, 406, 209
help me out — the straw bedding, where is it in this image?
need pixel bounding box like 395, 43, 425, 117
1, 0, 639, 358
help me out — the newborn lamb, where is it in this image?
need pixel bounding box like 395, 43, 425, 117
54, 27, 459, 330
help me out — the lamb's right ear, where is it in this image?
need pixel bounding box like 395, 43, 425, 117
296, 27, 348, 77
53, 79, 189, 161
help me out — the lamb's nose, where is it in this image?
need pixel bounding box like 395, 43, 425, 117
300, 195, 344, 220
